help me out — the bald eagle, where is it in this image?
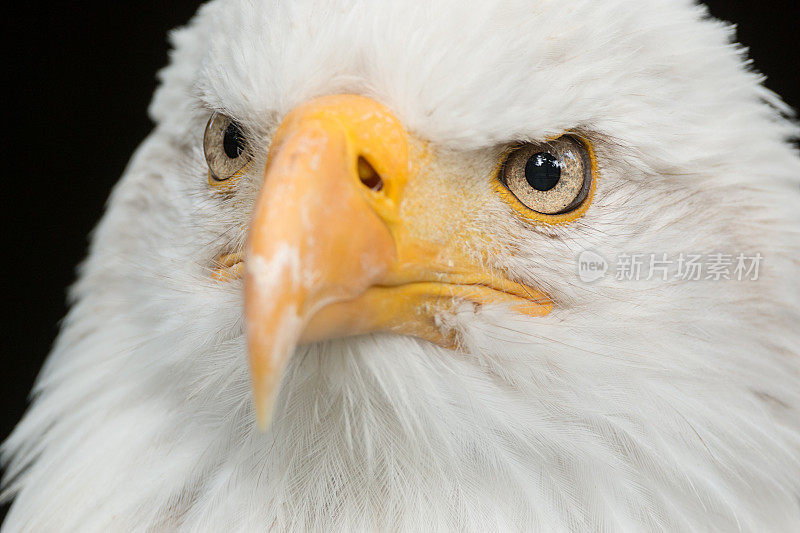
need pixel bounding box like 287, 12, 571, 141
3, 0, 799, 530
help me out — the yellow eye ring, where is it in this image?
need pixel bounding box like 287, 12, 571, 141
494, 134, 597, 224
206, 163, 251, 189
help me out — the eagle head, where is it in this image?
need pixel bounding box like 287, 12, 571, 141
3, 0, 799, 530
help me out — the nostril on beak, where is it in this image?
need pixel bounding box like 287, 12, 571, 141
357, 156, 383, 191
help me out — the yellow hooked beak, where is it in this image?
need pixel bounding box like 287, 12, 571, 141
244, 95, 551, 429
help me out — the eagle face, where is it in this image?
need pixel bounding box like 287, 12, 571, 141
3, 0, 799, 530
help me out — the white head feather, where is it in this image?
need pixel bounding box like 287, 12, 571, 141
3, 0, 799, 530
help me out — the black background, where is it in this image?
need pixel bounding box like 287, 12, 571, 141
1, 1, 798, 522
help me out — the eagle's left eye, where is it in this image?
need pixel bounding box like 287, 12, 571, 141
203, 112, 252, 181
498, 135, 593, 216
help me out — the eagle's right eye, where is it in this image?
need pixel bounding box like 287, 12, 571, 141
203, 112, 252, 181
497, 135, 596, 222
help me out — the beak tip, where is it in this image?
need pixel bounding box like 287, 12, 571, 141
255, 414, 271, 433
253, 388, 278, 432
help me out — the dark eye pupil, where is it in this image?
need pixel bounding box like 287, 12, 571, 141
524, 152, 560, 191
223, 121, 245, 159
